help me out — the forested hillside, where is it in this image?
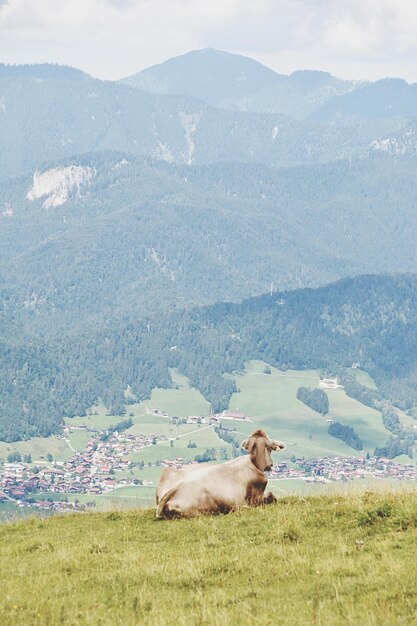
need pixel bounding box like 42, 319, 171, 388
3, 151, 417, 338
2, 274, 417, 442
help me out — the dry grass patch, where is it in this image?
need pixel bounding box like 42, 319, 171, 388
0, 492, 416, 625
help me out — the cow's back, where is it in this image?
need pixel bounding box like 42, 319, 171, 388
156, 463, 210, 504
156, 456, 266, 518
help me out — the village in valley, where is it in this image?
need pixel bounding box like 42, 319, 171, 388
1, 406, 417, 516
1, 364, 417, 517
0, 409, 245, 514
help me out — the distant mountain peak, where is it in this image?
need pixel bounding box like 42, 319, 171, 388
121, 48, 279, 104
121, 48, 357, 118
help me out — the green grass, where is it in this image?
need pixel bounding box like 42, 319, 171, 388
0, 502, 31, 522
30, 489, 156, 510
127, 422, 233, 474
67, 429, 90, 452
19, 479, 417, 515
325, 387, 388, 450
1, 492, 417, 625
268, 477, 417, 497
65, 402, 123, 430
103, 485, 156, 500
140, 369, 210, 418
0, 436, 72, 463
349, 367, 378, 389
229, 361, 392, 458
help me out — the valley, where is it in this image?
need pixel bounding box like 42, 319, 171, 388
1, 49, 417, 520
1, 363, 416, 520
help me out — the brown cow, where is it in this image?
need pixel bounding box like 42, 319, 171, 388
155, 429, 286, 518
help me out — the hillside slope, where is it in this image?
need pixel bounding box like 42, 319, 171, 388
122, 48, 358, 119
2, 273, 417, 441
310, 78, 417, 122
0, 62, 405, 180
1, 492, 416, 625
3, 151, 417, 336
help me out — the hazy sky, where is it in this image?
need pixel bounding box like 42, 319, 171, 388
1, 0, 417, 82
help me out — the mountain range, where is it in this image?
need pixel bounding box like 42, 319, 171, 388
2, 150, 417, 337
1, 50, 416, 181
122, 48, 358, 119
2, 48, 417, 444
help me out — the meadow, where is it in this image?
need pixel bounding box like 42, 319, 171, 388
228, 361, 391, 458
1, 491, 416, 625
0, 363, 398, 468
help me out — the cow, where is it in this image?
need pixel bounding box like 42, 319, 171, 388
155, 429, 286, 518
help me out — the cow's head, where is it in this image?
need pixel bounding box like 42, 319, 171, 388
241, 429, 286, 472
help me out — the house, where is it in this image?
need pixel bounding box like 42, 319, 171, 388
319, 378, 341, 389
221, 411, 246, 420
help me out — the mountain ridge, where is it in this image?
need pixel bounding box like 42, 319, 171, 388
3, 149, 417, 341
1, 52, 413, 182
121, 47, 359, 119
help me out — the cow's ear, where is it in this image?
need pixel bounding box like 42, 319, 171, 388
271, 440, 286, 451
242, 437, 257, 453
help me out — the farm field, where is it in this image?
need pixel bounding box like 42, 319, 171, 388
228, 360, 393, 459
325, 387, 387, 450
110, 361, 399, 481
123, 368, 210, 423
65, 402, 123, 430
0, 435, 73, 464
67, 429, 90, 452
1, 492, 417, 625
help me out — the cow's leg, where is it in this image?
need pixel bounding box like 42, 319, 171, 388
156, 486, 181, 519
263, 491, 277, 505
246, 479, 268, 506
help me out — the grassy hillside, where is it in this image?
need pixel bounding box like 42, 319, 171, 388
1, 492, 416, 625
228, 361, 390, 458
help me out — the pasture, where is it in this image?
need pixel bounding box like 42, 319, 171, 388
228, 360, 392, 458
0, 435, 73, 464
1, 491, 416, 625
135, 368, 210, 418
118, 361, 398, 482
65, 402, 123, 431
349, 367, 378, 389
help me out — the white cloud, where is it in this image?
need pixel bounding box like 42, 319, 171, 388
1, 0, 417, 81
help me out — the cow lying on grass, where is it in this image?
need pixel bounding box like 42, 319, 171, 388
156, 429, 286, 518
